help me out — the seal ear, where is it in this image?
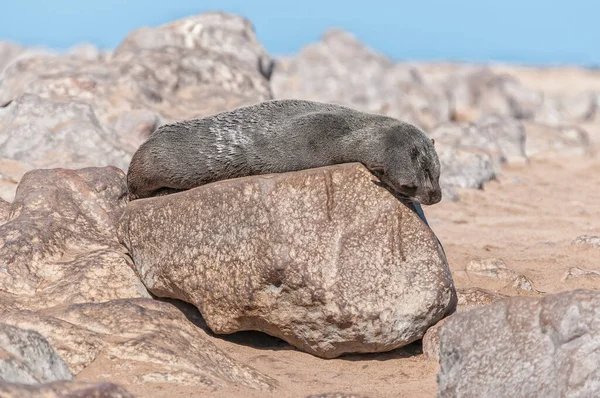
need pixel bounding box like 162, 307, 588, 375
431, 138, 435, 145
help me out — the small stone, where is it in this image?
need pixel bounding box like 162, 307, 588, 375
572, 235, 600, 248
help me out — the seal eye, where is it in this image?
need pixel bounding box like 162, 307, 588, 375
370, 165, 386, 176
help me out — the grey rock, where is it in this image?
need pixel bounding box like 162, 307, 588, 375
466, 258, 536, 293
525, 123, 592, 157
423, 288, 509, 361
539, 92, 597, 124
437, 146, 496, 190
118, 163, 457, 358
476, 115, 528, 163
271, 29, 451, 129
446, 67, 542, 121
431, 116, 527, 168
572, 235, 600, 248
438, 289, 600, 398
562, 267, 600, 282
0, 323, 72, 384
0, 42, 24, 74
0, 94, 131, 170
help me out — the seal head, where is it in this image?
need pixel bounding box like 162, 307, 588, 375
369, 124, 441, 205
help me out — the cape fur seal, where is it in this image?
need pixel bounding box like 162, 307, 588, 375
127, 99, 442, 204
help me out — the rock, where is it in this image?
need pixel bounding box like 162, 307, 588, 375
438, 289, 600, 398
436, 146, 496, 190
0, 42, 24, 73
0, 380, 133, 397
431, 116, 527, 168
2, 299, 277, 391
466, 258, 516, 279
422, 316, 450, 361
0, 159, 30, 202
115, 11, 273, 80
0, 197, 9, 224
562, 267, 600, 282
466, 258, 536, 293
446, 67, 542, 121
476, 115, 528, 163
0, 12, 273, 151
0, 323, 72, 384
423, 287, 509, 361
0, 94, 131, 170
525, 123, 592, 157
110, 46, 272, 120
108, 108, 162, 150
118, 163, 457, 358
539, 92, 598, 124
271, 29, 451, 129
572, 235, 600, 248
455, 287, 508, 312
67, 43, 102, 61
0, 166, 149, 299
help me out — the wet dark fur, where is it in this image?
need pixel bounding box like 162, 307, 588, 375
127, 99, 442, 204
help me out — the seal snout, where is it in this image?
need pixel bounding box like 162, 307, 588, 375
422, 188, 442, 205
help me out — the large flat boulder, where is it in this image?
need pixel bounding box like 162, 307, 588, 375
118, 163, 457, 358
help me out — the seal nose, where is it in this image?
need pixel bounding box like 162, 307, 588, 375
429, 188, 442, 204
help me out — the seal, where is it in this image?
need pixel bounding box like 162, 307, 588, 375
127, 99, 442, 204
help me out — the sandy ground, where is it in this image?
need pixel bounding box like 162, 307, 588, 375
83, 145, 599, 398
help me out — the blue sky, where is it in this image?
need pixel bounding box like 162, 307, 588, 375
1, 0, 598, 66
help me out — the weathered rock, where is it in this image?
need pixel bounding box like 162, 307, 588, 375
438, 289, 600, 397
0, 380, 133, 398
0, 197, 9, 224
118, 163, 457, 358
115, 11, 274, 80
466, 257, 515, 279
271, 29, 451, 129
466, 258, 536, 293
67, 43, 102, 61
0, 94, 131, 170
525, 123, 592, 157
539, 92, 598, 124
562, 267, 600, 282
0, 42, 24, 73
446, 67, 542, 121
0, 323, 72, 384
0, 159, 30, 202
2, 299, 277, 391
422, 316, 450, 361
476, 115, 528, 163
423, 288, 509, 361
0, 12, 273, 153
436, 146, 496, 190
572, 235, 600, 248
431, 116, 527, 168
0, 166, 148, 300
